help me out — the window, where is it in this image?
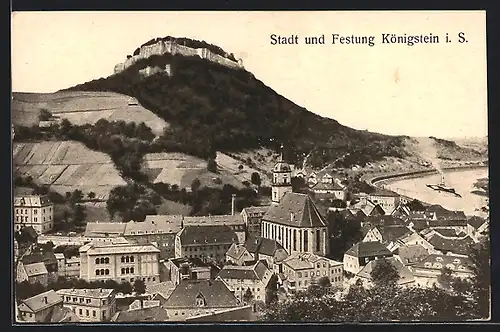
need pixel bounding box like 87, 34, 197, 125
316, 229, 321, 252
96, 269, 100, 275
130, 267, 134, 274
66, 296, 70, 301
298, 272, 302, 278
323, 263, 326, 268
293, 229, 297, 251
95, 258, 99, 265
105, 257, 109, 264
125, 268, 130, 274
125, 256, 130, 263
298, 281, 302, 286
121, 268, 125, 275
103, 310, 106, 318
100, 258, 105, 264
86, 310, 89, 316
86, 299, 91, 304
121, 256, 125, 263
316, 271, 320, 276
304, 271, 308, 277
80, 298, 84, 303
105, 269, 109, 275
93, 310, 96, 317
103, 300, 107, 305
317, 263, 320, 268
130, 256, 134, 263
79, 309, 82, 315
73, 297, 77, 302
152, 277, 155, 281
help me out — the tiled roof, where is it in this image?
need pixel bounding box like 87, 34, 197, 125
427, 234, 476, 255
56, 288, 114, 299
24, 262, 48, 277
364, 216, 406, 227
345, 241, 393, 258
242, 206, 269, 215
49, 305, 79, 322
84, 222, 127, 237
86, 243, 160, 255
409, 219, 429, 231
282, 252, 342, 270
125, 215, 183, 235
225, 243, 248, 260
244, 236, 285, 257
183, 214, 244, 227
432, 228, 464, 238
14, 195, 52, 207
396, 244, 430, 265
22, 250, 57, 266
369, 205, 386, 216
429, 219, 468, 227
170, 257, 211, 268
311, 181, 344, 191
146, 281, 176, 300
178, 225, 239, 246
357, 257, 414, 284
408, 211, 435, 220
413, 254, 473, 272
163, 280, 240, 308
112, 306, 170, 322
263, 192, 327, 228
217, 261, 271, 282
18, 290, 62, 313
379, 226, 413, 243
467, 216, 487, 229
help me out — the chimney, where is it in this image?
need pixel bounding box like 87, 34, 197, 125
231, 194, 236, 216
290, 213, 294, 222
43, 296, 48, 304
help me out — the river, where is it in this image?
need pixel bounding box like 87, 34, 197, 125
377, 167, 489, 217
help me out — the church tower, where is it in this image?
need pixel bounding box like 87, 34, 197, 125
271, 145, 293, 204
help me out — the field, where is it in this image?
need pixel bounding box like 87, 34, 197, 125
144, 152, 245, 190
12, 91, 169, 136
13, 141, 126, 200
215, 152, 271, 186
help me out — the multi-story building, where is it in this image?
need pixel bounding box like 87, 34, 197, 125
242, 236, 289, 273
309, 177, 347, 201
123, 215, 183, 260
260, 156, 329, 257
83, 222, 127, 242
55, 253, 82, 278
56, 288, 116, 322
343, 241, 394, 274
162, 279, 242, 320
241, 206, 269, 238
17, 290, 63, 323
216, 260, 273, 303
183, 212, 246, 245
411, 254, 474, 287
281, 252, 344, 293
21, 249, 58, 284
16, 262, 49, 286
175, 225, 239, 262
79, 238, 161, 285
367, 189, 401, 215
14, 195, 54, 234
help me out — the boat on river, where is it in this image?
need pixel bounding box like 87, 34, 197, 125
426, 174, 462, 198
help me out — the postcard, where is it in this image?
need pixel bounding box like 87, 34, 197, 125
11, 10, 489, 323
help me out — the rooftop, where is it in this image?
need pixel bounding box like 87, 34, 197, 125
357, 257, 415, 284
345, 241, 393, 258
170, 257, 211, 268
178, 225, 239, 246
244, 235, 288, 260
427, 234, 476, 255
369, 189, 400, 197
263, 192, 327, 228
396, 244, 430, 265
217, 261, 271, 282
183, 214, 244, 226
84, 222, 127, 237
124, 215, 183, 235
23, 262, 48, 277
283, 252, 342, 270
112, 306, 170, 322
56, 288, 114, 298
163, 280, 240, 308
467, 216, 488, 229
241, 206, 269, 215
18, 290, 62, 313
83, 242, 160, 255
14, 195, 52, 207
310, 181, 344, 191
413, 254, 473, 272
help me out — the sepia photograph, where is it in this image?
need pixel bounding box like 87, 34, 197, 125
11, 10, 489, 323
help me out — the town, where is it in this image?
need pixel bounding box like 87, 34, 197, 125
13, 152, 489, 322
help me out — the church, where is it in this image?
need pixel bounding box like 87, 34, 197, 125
258, 154, 329, 257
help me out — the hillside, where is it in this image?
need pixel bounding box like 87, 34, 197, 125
63, 36, 410, 169
12, 91, 169, 136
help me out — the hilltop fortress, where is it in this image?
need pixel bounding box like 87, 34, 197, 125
114, 39, 244, 74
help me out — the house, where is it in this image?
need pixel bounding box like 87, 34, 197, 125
391, 204, 411, 218
362, 215, 407, 229
216, 260, 273, 302
162, 279, 242, 320
281, 252, 343, 293
411, 254, 474, 287
56, 288, 116, 322
14, 195, 54, 234
343, 241, 393, 274
309, 179, 347, 201
21, 249, 58, 283
84, 222, 127, 241
16, 262, 49, 286
111, 305, 170, 322
184, 305, 254, 322
361, 225, 413, 247
175, 225, 239, 263
350, 198, 382, 217
146, 281, 176, 301
425, 233, 476, 256
225, 244, 255, 266
367, 189, 401, 215
17, 290, 63, 323
123, 215, 183, 260
466, 216, 489, 240
79, 238, 160, 285
241, 206, 269, 238
356, 257, 415, 287
405, 211, 437, 221
392, 231, 435, 253
14, 226, 39, 257
183, 202, 245, 244
394, 244, 430, 267
55, 253, 80, 278
163, 257, 212, 285
243, 236, 289, 273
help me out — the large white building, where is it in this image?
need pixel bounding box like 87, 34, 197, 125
79, 238, 160, 285
14, 195, 54, 234
56, 288, 117, 322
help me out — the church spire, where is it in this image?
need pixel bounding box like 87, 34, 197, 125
279, 143, 284, 161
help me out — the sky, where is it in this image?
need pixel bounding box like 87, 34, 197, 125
11, 11, 487, 138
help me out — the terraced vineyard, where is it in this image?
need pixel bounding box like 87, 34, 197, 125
13, 141, 126, 200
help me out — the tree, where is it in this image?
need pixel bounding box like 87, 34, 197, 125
72, 204, 87, 226
71, 190, 84, 205
406, 199, 425, 211
238, 164, 244, 171
87, 192, 96, 200
265, 274, 279, 306
133, 279, 146, 294
207, 158, 217, 173
327, 211, 362, 260
468, 237, 490, 318
370, 258, 399, 288
330, 199, 347, 208
250, 172, 262, 187
437, 267, 454, 291
39, 108, 52, 121
118, 281, 133, 294
191, 178, 201, 192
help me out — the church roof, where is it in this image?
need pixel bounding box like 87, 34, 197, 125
273, 161, 292, 173
263, 192, 327, 228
